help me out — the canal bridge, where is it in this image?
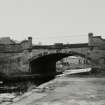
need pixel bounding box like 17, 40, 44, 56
29, 50, 92, 76
0, 33, 105, 77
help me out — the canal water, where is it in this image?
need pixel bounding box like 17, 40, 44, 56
0, 76, 55, 103
1, 77, 105, 105
0, 68, 104, 104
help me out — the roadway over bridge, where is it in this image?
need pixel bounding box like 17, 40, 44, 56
0, 33, 105, 78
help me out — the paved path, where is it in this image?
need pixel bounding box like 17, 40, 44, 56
5, 77, 105, 105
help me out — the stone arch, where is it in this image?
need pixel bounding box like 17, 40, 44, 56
29, 51, 92, 76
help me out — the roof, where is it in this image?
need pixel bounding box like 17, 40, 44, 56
0, 37, 16, 44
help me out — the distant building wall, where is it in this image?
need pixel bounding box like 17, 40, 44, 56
63, 56, 86, 64
0, 44, 22, 52
0, 37, 32, 52
88, 33, 105, 49
88, 33, 105, 65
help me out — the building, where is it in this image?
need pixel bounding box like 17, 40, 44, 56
0, 37, 32, 52
88, 33, 105, 50
63, 56, 86, 64
88, 33, 105, 65
0, 37, 16, 44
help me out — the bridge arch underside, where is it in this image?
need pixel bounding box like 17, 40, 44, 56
29, 52, 91, 78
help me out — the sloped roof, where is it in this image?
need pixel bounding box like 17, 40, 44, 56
0, 37, 16, 44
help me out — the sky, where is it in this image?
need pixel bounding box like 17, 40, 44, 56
0, 0, 105, 45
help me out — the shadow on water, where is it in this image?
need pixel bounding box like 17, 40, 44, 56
0, 73, 55, 93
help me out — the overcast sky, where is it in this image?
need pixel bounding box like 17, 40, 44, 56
0, 0, 105, 44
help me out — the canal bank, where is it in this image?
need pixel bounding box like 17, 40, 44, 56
1, 75, 105, 105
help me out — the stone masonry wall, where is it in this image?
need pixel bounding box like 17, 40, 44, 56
88, 33, 105, 65
0, 37, 32, 75
0, 34, 105, 75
